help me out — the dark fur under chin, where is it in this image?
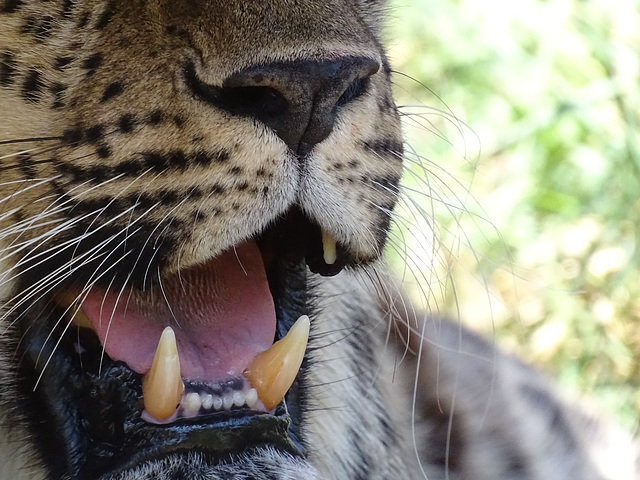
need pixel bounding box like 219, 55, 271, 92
102, 449, 319, 480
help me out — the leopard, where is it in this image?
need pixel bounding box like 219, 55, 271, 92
0, 1, 638, 479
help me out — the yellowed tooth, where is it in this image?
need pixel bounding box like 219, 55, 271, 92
322, 230, 337, 265
70, 307, 93, 330
142, 326, 184, 420
55, 292, 93, 330
245, 315, 310, 410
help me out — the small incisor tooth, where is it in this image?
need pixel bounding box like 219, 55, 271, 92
245, 315, 310, 410
142, 326, 184, 420
322, 230, 337, 265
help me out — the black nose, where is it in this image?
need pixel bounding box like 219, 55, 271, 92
185, 57, 380, 156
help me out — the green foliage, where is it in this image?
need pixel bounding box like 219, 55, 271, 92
387, 0, 640, 428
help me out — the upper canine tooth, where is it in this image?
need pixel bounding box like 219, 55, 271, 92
245, 315, 310, 410
322, 230, 337, 265
142, 326, 184, 420
70, 306, 93, 330
55, 293, 94, 330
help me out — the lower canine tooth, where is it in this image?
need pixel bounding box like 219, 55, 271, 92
142, 326, 184, 420
322, 230, 337, 265
245, 315, 310, 410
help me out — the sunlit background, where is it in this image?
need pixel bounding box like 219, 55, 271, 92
386, 0, 640, 429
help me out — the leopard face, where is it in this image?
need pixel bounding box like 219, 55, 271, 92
0, 1, 414, 479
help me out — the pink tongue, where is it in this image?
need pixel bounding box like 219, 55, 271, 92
80, 241, 276, 381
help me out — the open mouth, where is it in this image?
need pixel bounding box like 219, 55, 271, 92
15, 208, 351, 479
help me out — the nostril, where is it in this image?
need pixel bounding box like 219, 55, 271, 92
184, 64, 289, 117
336, 76, 370, 107
217, 86, 288, 117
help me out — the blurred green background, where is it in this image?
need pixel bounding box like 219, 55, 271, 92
386, 0, 640, 429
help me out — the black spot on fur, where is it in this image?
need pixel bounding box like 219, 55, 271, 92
22, 69, 44, 103
87, 165, 110, 181
141, 152, 166, 171
0, 51, 17, 86
167, 150, 188, 170
85, 124, 104, 143
228, 166, 243, 176
96, 1, 117, 29
136, 193, 160, 210
77, 12, 89, 28
118, 113, 135, 133
370, 173, 400, 194
173, 115, 185, 127
57, 162, 110, 185
18, 153, 37, 179
22, 15, 53, 39
82, 53, 103, 74
186, 186, 203, 199
148, 109, 164, 125
61, 0, 75, 18
101, 81, 123, 102
113, 159, 141, 177
55, 56, 73, 70
158, 189, 179, 204
50, 82, 66, 108
192, 151, 211, 167
363, 138, 403, 158
36, 15, 53, 39
96, 146, 111, 159
1, 0, 22, 13
21, 16, 36, 34
62, 127, 83, 145
130, 191, 172, 209
374, 214, 392, 246
209, 184, 225, 195
193, 149, 229, 166
70, 196, 109, 214
56, 162, 81, 181
191, 210, 206, 222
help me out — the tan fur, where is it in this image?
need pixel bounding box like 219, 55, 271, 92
0, 1, 638, 479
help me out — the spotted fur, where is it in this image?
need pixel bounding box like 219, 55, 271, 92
0, 1, 638, 479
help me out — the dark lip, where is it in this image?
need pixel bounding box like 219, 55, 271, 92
111, 410, 300, 468
14, 210, 339, 479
